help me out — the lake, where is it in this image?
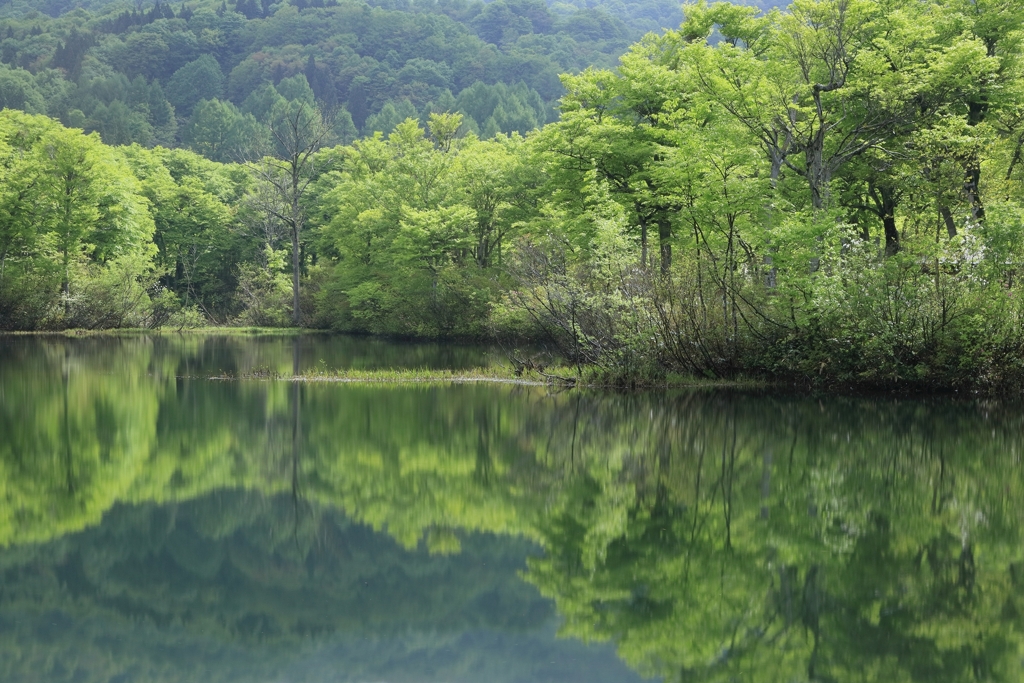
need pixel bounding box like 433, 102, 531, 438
1, 335, 1022, 683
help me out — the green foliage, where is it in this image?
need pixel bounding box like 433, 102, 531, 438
0, 0, 637, 156
0, 62, 45, 112
123, 143, 250, 321
363, 97, 417, 136
182, 97, 264, 161
234, 245, 293, 324
0, 110, 161, 329
88, 96, 154, 145
0, 110, 264, 329
494, 0, 1024, 391
454, 79, 548, 135
165, 54, 226, 116
2, 0, 1024, 392
317, 115, 534, 336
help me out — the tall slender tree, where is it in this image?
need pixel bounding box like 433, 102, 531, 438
246, 100, 334, 325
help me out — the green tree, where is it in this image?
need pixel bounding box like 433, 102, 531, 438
363, 98, 418, 137
0, 111, 158, 329
88, 98, 153, 146
0, 111, 56, 327
0, 63, 46, 113
183, 98, 265, 162
165, 55, 226, 116
124, 145, 244, 321
317, 114, 528, 335
246, 98, 334, 325
240, 82, 287, 123
37, 125, 104, 317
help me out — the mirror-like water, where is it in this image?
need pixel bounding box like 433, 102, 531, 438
1, 336, 1023, 683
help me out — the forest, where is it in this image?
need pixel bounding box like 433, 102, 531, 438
2, 336, 1024, 681
1, 0, 1023, 390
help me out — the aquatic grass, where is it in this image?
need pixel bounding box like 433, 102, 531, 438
227, 363, 772, 390
227, 362, 579, 385
297, 365, 547, 385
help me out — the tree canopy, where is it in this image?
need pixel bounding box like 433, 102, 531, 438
2, 0, 1024, 390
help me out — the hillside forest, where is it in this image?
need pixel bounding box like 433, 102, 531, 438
2, 0, 1024, 390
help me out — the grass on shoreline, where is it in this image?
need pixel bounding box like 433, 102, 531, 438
230, 364, 768, 390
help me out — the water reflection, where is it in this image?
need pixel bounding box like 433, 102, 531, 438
526, 395, 1024, 683
1, 336, 1023, 682
2, 492, 633, 683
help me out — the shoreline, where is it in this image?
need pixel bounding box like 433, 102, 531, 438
1, 328, 999, 396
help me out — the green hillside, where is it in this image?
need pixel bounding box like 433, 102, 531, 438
0, 0, 652, 146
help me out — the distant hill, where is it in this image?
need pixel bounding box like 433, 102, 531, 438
0, 0, 630, 150
0, 0, 668, 152
0, 0, 788, 154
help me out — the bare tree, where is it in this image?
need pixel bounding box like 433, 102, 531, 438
245, 101, 334, 325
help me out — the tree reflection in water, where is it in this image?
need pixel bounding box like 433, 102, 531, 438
1, 336, 1022, 682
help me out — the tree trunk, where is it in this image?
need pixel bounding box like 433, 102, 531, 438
806, 129, 829, 211
640, 220, 648, 268
291, 160, 302, 326
883, 211, 899, 256
291, 222, 301, 326
1006, 133, 1024, 184
874, 184, 899, 256
965, 164, 984, 222
251, 101, 333, 327
658, 216, 672, 275
62, 246, 70, 319
940, 206, 957, 239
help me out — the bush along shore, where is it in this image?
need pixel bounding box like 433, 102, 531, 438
3, 0, 1024, 393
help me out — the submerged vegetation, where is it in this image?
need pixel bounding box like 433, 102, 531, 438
1, 0, 1024, 391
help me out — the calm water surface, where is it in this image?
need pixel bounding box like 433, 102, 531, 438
1, 335, 1022, 683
